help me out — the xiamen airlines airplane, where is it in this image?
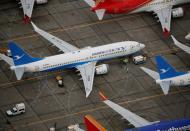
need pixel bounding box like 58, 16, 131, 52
141, 55, 190, 95
0, 23, 144, 98
84, 0, 190, 36
18, 0, 48, 23
99, 92, 190, 131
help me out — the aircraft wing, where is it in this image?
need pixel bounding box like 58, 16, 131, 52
31, 22, 79, 53
99, 92, 151, 128
21, 0, 35, 21
0, 53, 14, 66
171, 35, 190, 55
153, 5, 172, 36
76, 62, 96, 97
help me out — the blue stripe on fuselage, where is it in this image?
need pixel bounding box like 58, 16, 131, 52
125, 118, 190, 131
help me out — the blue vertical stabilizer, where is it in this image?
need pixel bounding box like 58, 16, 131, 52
155, 55, 185, 79
8, 42, 42, 66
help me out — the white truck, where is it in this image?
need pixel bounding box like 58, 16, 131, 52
6, 103, 25, 116
133, 55, 146, 65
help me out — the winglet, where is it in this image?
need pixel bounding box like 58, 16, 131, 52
24, 15, 31, 24
163, 28, 170, 38
84, 115, 107, 131
99, 91, 107, 101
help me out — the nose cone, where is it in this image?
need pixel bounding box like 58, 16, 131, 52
140, 43, 145, 49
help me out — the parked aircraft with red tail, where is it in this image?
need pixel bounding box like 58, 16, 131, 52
84, 0, 190, 37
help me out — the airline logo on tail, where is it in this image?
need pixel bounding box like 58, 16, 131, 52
160, 68, 170, 74
14, 54, 25, 61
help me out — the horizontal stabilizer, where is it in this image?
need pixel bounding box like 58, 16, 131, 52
0, 53, 14, 66
171, 35, 190, 55
14, 67, 25, 80
160, 81, 171, 95
140, 67, 159, 80
83, 0, 95, 7
95, 9, 106, 20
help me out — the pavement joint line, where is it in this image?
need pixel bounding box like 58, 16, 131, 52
13, 88, 190, 129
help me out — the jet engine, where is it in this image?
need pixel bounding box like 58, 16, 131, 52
172, 7, 184, 18
35, 0, 48, 4
95, 64, 109, 75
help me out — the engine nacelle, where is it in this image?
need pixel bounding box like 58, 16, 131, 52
95, 64, 109, 75
172, 7, 184, 18
35, 0, 48, 4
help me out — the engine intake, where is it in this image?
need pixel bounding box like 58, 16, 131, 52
95, 64, 109, 75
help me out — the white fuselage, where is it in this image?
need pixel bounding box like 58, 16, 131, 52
156, 73, 190, 86
13, 41, 144, 73
131, 0, 190, 14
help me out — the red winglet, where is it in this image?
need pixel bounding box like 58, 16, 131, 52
23, 15, 31, 24
163, 28, 170, 38
99, 91, 107, 101
84, 115, 107, 131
